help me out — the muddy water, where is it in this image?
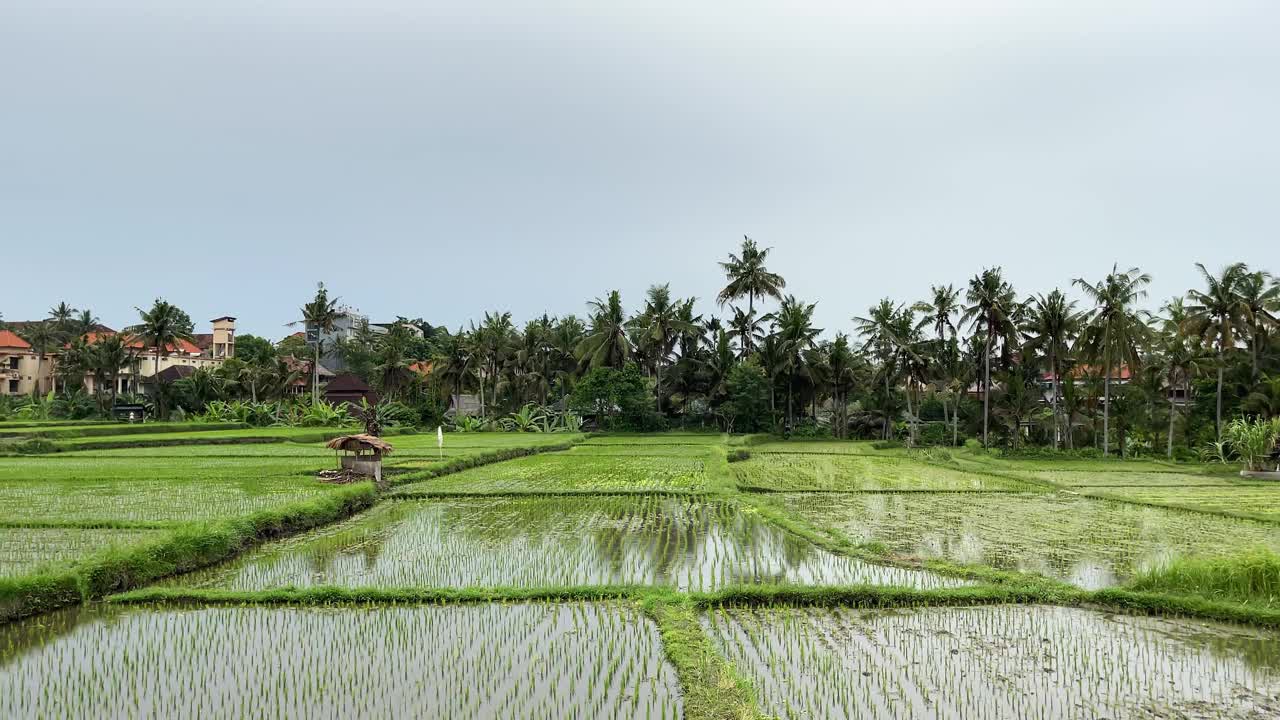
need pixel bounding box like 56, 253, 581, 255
0, 602, 681, 719
169, 496, 964, 591
703, 604, 1280, 720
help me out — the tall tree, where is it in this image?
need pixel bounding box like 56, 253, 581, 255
47, 302, 76, 338
1236, 268, 1279, 380
717, 236, 786, 354
1022, 290, 1080, 449
130, 299, 196, 418
961, 268, 1019, 448
635, 284, 697, 410
579, 291, 632, 371
299, 282, 340, 406
913, 284, 961, 343
769, 296, 821, 428
854, 299, 904, 440
1073, 265, 1152, 456
1185, 262, 1246, 440
89, 333, 134, 409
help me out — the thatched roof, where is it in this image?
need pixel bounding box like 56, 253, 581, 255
325, 434, 394, 454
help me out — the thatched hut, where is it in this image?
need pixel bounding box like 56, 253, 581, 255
325, 434, 394, 485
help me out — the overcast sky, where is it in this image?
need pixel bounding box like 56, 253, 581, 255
2, 0, 1276, 339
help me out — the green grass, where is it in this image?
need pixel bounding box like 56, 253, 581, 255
731, 453, 1037, 492
763, 491, 1280, 589
1125, 548, 1280, 607
0, 421, 249, 440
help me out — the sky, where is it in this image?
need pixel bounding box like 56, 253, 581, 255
2, 0, 1276, 340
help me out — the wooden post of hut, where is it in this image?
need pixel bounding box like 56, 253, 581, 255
325, 434, 394, 489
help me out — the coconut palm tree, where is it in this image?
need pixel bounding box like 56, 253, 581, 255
130, 299, 195, 418
579, 290, 632, 371
717, 236, 786, 354
299, 282, 340, 405
913, 284, 961, 342
1185, 262, 1247, 440
47, 302, 76, 338
1073, 265, 1152, 456
635, 284, 697, 410
826, 334, 857, 439
769, 295, 821, 428
72, 309, 99, 339
854, 299, 903, 440
1022, 289, 1081, 448
961, 268, 1019, 448
1236, 269, 1279, 380
88, 333, 134, 409
726, 306, 765, 359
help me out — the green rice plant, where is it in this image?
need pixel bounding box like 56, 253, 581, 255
0, 528, 169, 577
1081, 485, 1280, 523
702, 604, 1280, 719
1125, 548, 1280, 607
768, 491, 1280, 589
732, 453, 1035, 492
393, 452, 711, 494
167, 496, 964, 592
0, 602, 683, 719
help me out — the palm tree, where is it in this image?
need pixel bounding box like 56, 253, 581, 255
89, 333, 134, 409
913, 284, 961, 342
1244, 375, 1280, 419
435, 330, 475, 415
473, 312, 515, 417
130, 299, 195, 417
579, 290, 632, 370
826, 334, 857, 438
1236, 269, 1279, 380
299, 282, 340, 406
726, 306, 764, 359
961, 268, 1019, 448
854, 299, 903, 440
73, 309, 99, 339
1073, 264, 1152, 456
19, 321, 56, 396
635, 284, 697, 411
717, 236, 786, 354
1185, 262, 1247, 440
769, 296, 821, 428
1022, 290, 1080, 448
47, 302, 76, 337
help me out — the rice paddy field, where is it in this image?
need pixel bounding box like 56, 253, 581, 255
168, 495, 959, 591
767, 491, 1280, 588
703, 604, 1280, 719
3, 425, 1280, 717
0, 602, 682, 719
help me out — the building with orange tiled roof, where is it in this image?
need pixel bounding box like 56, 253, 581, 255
1, 317, 238, 397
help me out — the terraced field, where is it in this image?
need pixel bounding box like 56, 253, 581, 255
4, 427, 1278, 717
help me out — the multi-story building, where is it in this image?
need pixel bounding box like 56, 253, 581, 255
0, 317, 237, 397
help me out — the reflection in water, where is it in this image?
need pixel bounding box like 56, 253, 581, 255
704, 604, 1280, 720
171, 496, 963, 591
778, 492, 1280, 589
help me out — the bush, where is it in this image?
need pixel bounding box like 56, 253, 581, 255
726, 449, 751, 463
871, 440, 903, 450
1224, 417, 1280, 472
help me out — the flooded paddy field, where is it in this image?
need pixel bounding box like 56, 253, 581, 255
169, 495, 960, 591
770, 491, 1280, 588
0, 527, 169, 577
703, 604, 1280, 719
393, 452, 712, 494
732, 452, 1037, 492
0, 602, 681, 719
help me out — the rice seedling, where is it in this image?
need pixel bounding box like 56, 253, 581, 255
168, 496, 963, 591
581, 434, 724, 446
0, 602, 682, 719
393, 453, 710, 494
702, 604, 1280, 719
0, 527, 168, 577
732, 453, 1036, 492
751, 441, 884, 455
0, 474, 349, 525
1082, 486, 1280, 522
1020, 469, 1245, 488
770, 492, 1280, 589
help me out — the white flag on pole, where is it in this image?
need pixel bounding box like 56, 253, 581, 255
436, 426, 444, 459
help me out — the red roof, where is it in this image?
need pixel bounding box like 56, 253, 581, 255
409, 361, 434, 376
0, 330, 31, 350
1042, 365, 1133, 382
79, 331, 203, 355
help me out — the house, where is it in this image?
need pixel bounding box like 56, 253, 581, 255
323, 373, 379, 408
1, 317, 237, 397
282, 355, 336, 396
0, 330, 40, 396
445, 393, 482, 418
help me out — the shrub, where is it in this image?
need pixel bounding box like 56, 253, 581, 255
1224, 417, 1280, 472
